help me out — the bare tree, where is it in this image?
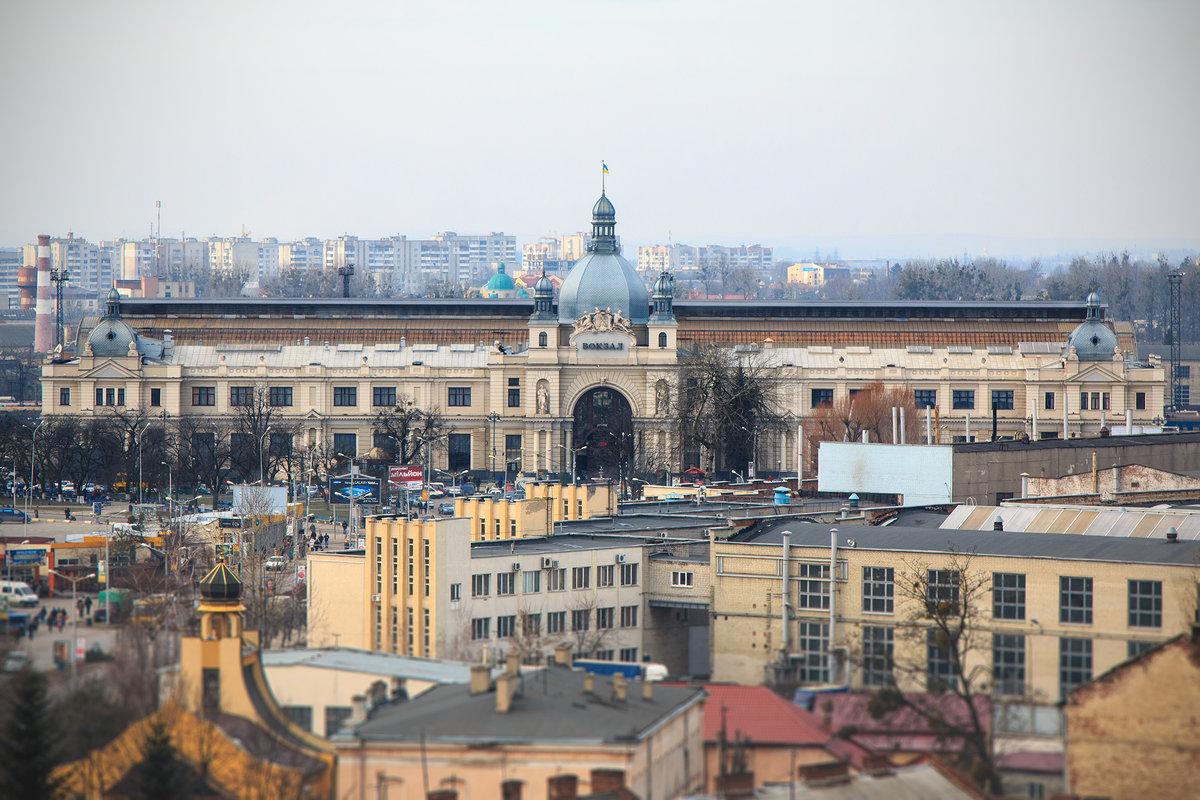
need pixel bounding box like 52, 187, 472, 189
864, 551, 1001, 794
804, 381, 920, 476
172, 417, 234, 508
373, 398, 446, 466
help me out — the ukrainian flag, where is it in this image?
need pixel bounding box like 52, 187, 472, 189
602, 161, 609, 174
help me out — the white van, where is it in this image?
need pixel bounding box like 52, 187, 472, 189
0, 580, 39, 608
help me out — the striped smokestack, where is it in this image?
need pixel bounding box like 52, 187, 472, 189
34, 234, 53, 352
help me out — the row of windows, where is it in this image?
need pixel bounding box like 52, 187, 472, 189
470, 606, 639, 640
854, 568, 1164, 629
816, 388, 1131, 413
471, 564, 639, 598
191, 385, 407, 409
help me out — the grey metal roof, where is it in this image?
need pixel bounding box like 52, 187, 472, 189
352, 666, 703, 744
261, 647, 474, 684
171, 342, 489, 369
943, 503, 1200, 541
557, 251, 651, 324
686, 763, 981, 799
738, 519, 1200, 566
469, 523, 709, 559
951, 431, 1200, 454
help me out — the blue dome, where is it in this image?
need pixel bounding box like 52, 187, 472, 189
485, 262, 516, 291
534, 272, 553, 295
592, 193, 615, 219
87, 317, 137, 357
1068, 291, 1118, 360
557, 251, 650, 324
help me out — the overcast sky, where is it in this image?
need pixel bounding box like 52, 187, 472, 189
2, 0, 1197, 258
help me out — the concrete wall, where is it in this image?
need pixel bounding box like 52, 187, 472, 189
952, 433, 1200, 504
307, 552, 367, 649
1027, 463, 1200, 501
817, 442, 954, 505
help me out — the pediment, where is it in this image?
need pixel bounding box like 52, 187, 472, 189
1070, 366, 1119, 383
82, 362, 140, 381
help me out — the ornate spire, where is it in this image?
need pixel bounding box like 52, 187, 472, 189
589, 192, 617, 255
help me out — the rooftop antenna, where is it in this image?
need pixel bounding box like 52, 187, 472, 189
51, 267, 69, 351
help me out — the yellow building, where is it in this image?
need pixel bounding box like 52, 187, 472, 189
54, 561, 335, 799
1062, 630, 1200, 800
454, 481, 616, 541
709, 521, 1200, 702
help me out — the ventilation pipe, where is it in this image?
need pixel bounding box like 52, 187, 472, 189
892, 407, 898, 444
965, 413, 971, 443
926, 406, 933, 445
1063, 392, 1069, 439
829, 527, 838, 682
861, 429, 868, 444
1126, 408, 1133, 435
1091, 451, 1099, 495
899, 408, 906, 444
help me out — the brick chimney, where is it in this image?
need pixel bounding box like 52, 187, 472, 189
496, 672, 516, 713
642, 680, 653, 701
554, 642, 573, 666
470, 664, 491, 695
584, 672, 595, 693
797, 761, 850, 786
506, 651, 521, 676
713, 773, 755, 797
547, 774, 578, 800
590, 769, 626, 794
613, 673, 627, 702
501, 779, 523, 800
347, 694, 368, 727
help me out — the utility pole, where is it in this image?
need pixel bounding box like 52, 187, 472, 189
50, 267, 68, 352
338, 262, 355, 298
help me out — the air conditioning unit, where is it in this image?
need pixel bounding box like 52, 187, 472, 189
541, 556, 555, 569
615, 553, 626, 563
371, 594, 381, 602
511, 562, 521, 572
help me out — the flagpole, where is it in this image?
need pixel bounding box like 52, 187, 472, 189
602, 160, 605, 193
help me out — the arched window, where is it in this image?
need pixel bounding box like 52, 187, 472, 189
658, 332, 668, 348
538, 331, 548, 348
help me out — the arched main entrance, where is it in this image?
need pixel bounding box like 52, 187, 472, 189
571, 387, 634, 480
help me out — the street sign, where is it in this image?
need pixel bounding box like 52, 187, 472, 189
98, 559, 106, 585
389, 465, 424, 489
8, 549, 43, 564
296, 564, 306, 584
75, 636, 86, 663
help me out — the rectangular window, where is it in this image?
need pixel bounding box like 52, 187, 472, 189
333, 386, 357, 407
1176, 364, 1191, 379
797, 620, 830, 683
523, 570, 540, 593
862, 567, 894, 614
572, 609, 590, 632
927, 569, 961, 615
620, 562, 639, 586
1136, 391, 1146, 410
496, 572, 515, 596
325, 706, 353, 737
59, 388, 70, 406
117, 388, 125, 406
1127, 640, 1156, 659
1176, 385, 1191, 406
913, 389, 937, 409
1060, 637, 1093, 695
447, 387, 471, 407
1044, 391, 1054, 410
862, 625, 894, 687
471, 617, 490, 641
596, 607, 614, 629
594, 650, 614, 661
547, 611, 566, 634
991, 390, 1014, 410
1101, 392, 1110, 410
373, 386, 396, 407
508, 388, 521, 407
620, 647, 639, 663
505, 433, 522, 463
96, 387, 103, 406
797, 563, 830, 609
620, 605, 638, 627
496, 615, 516, 638
952, 390, 975, 410
192, 386, 216, 406
993, 573, 1026, 620
671, 571, 694, 588
282, 705, 313, 733
993, 633, 1026, 696
269, 386, 293, 406
1080, 391, 1089, 410
926, 628, 958, 690
1128, 580, 1162, 628
229, 386, 253, 407
450, 583, 461, 602
523, 612, 541, 636
1090, 391, 1100, 410
471, 573, 490, 598
548, 568, 566, 591
572, 566, 590, 589
333, 433, 356, 458
106, 388, 115, 406
1060, 576, 1093, 624
269, 432, 291, 457
448, 433, 471, 472
811, 388, 834, 408
150, 387, 161, 407
598, 564, 615, 587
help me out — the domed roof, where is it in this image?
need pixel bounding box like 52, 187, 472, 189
1068, 291, 1119, 360
592, 193, 615, 219
485, 262, 516, 292
653, 271, 673, 295
558, 193, 650, 324
534, 271, 553, 295
87, 317, 137, 357
516, 287, 529, 299
557, 251, 650, 324
199, 560, 242, 602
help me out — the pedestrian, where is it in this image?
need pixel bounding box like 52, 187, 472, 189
56, 610, 65, 631
37, 607, 46, 623
27, 621, 35, 640
76, 597, 84, 617
85, 596, 93, 615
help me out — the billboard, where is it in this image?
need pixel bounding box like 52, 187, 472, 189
389, 465, 424, 489
231, 485, 288, 515
329, 475, 382, 505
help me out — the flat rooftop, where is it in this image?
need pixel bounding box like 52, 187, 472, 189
737, 519, 1200, 567
262, 647, 473, 684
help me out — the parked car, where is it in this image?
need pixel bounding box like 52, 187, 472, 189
0, 580, 39, 608
264, 556, 287, 572
2, 651, 29, 672
438, 502, 455, 514
0, 508, 30, 523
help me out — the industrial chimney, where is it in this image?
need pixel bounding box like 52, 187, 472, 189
33, 234, 54, 352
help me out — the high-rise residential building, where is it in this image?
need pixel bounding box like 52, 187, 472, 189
279, 238, 325, 271
0, 248, 21, 309
637, 243, 772, 273
207, 238, 262, 279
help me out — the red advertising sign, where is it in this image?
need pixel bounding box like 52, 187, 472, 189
389, 465, 424, 489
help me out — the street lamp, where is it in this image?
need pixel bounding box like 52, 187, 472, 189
25, 418, 45, 541
137, 419, 152, 505
556, 444, 585, 485
258, 427, 272, 486
47, 569, 96, 688
486, 412, 501, 486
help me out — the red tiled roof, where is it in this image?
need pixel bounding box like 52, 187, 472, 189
701, 685, 831, 746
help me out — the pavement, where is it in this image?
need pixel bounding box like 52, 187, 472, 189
4, 591, 120, 692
